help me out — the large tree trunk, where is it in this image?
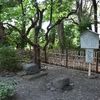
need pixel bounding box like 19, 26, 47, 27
20, 1, 27, 49
0, 5, 2, 21
58, 22, 65, 53
21, 23, 27, 49
33, 27, 41, 68
0, 22, 6, 45
77, 0, 83, 23
58, 0, 66, 53
33, 45, 41, 68
92, 0, 97, 32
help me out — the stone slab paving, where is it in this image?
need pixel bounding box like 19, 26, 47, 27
17, 71, 48, 80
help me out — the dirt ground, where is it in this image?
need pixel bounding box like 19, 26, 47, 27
0, 63, 100, 100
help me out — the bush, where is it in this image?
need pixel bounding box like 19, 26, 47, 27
0, 78, 17, 100
0, 46, 22, 71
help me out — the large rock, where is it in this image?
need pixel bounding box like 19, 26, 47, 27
46, 77, 72, 91
23, 63, 40, 75
52, 77, 70, 89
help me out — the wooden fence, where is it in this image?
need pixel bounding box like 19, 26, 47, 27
41, 49, 100, 73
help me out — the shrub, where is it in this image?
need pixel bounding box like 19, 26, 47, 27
0, 46, 22, 71
0, 78, 17, 100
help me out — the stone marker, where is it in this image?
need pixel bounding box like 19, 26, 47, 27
23, 63, 40, 75
46, 77, 73, 91
52, 77, 70, 89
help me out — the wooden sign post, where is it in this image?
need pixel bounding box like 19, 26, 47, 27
80, 30, 99, 76
86, 49, 93, 76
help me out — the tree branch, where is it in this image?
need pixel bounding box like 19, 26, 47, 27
43, 0, 53, 50
3, 23, 21, 34
43, 10, 77, 50
47, 0, 53, 30
38, 8, 46, 29
22, 35, 35, 47
25, 2, 39, 36
70, 17, 79, 25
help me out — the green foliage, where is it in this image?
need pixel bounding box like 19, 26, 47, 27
4, 27, 19, 47
0, 78, 17, 100
0, 0, 79, 50
44, 0, 75, 23
36, 28, 46, 47
78, 16, 92, 33
64, 24, 79, 48
0, 46, 21, 71
0, 0, 20, 7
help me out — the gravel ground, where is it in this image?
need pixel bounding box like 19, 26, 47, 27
0, 63, 100, 100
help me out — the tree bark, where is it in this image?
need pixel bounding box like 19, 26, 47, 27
58, 0, 66, 53
92, 0, 97, 32
33, 25, 41, 68
33, 45, 41, 68
58, 22, 65, 53
20, 0, 27, 48
0, 22, 6, 45
76, 0, 83, 23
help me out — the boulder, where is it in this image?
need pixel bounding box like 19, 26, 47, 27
52, 77, 70, 89
46, 77, 71, 91
23, 63, 40, 75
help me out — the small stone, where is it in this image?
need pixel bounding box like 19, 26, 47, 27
50, 87, 56, 91
46, 82, 52, 89
69, 83, 74, 86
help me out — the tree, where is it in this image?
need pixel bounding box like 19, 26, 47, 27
0, 0, 27, 48
1, 0, 77, 67
92, 0, 98, 32
69, 0, 93, 33
2, 0, 46, 67
0, 3, 7, 46
57, 0, 65, 53
0, 22, 6, 45
43, 0, 76, 49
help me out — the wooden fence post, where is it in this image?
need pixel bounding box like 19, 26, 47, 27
66, 49, 68, 67
44, 49, 47, 63
96, 51, 98, 73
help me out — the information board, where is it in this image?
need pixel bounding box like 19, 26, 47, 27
86, 49, 93, 63
81, 30, 99, 49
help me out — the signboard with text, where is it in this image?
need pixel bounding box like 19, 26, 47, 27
86, 49, 93, 63
81, 30, 99, 49
80, 30, 99, 76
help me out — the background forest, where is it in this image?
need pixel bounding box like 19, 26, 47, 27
0, 0, 100, 67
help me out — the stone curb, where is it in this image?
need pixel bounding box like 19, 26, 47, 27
17, 71, 48, 80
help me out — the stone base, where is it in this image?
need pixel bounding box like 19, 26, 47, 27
88, 74, 98, 79
17, 71, 48, 80
46, 77, 73, 91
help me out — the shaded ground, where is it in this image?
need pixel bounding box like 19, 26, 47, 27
0, 63, 100, 100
